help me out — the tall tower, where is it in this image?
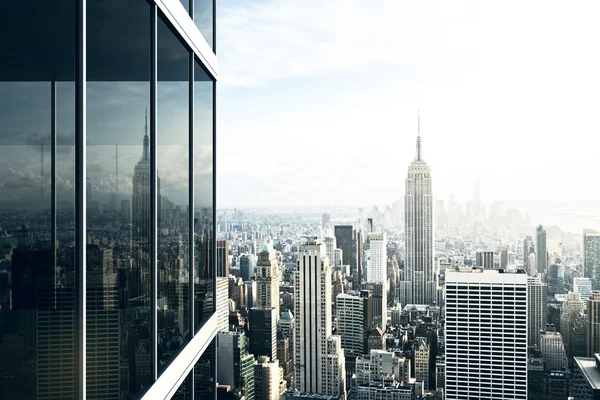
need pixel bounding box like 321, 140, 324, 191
584, 230, 600, 290
400, 112, 435, 305
446, 268, 528, 400
536, 225, 548, 276
294, 239, 346, 399
528, 275, 548, 347
256, 244, 281, 314
587, 292, 600, 357
323, 224, 338, 268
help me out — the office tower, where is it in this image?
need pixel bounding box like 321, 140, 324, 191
524, 236, 535, 275
361, 281, 387, 329
584, 230, 600, 290
279, 310, 294, 343
322, 213, 331, 229
561, 291, 585, 356
277, 332, 294, 387
366, 232, 387, 283
334, 225, 358, 278
401, 114, 435, 306
501, 246, 509, 268
2, 1, 217, 398
537, 225, 548, 276
256, 245, 281, 314
446, 268, 528, 400
539, 325, 568, 370
356, 229, 364, 288
249, 307, 278, 362
588, 292, 600, 357
254, 357, 285, 400
336, 291, 373, 370
294, 239, 346, 399
435, 357, 445, 390
217, 277, 230, 332
528, 275, 548, 347
240, 254, 258, 281
475, 251, 495, 269
323, 225, 339, 269
217, 240, 230, 277
414, 337, 430, 390
217, 331, 255, 400
575, 277, 593, 303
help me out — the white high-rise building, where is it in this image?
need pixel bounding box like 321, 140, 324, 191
446, 267, 528, 400
294, 239, 346, 399
366, 232, 387, 283
528, 275, 548, 347
400, 113, 436, 306
323, 224, 338, 268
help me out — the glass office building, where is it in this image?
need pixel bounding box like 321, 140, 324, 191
0, 0, 217, 399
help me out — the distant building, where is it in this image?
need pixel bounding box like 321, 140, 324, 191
240, 254, 257, 281
361, 281, 387, 329
576, 277, 593, 303
334, 225, 358, 282
528, 275, 548, 347
366, 232, 387, 283
584, 230, 600, 291
475, 251, 494, 269
414, 337, 430, 390
588, 292, 600, 357
539, 325, 568, 371
217, 240, 230, 277
336, 290, 373, 373
536, 225, 548, 276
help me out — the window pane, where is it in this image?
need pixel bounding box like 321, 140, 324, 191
87, 0, 152, 398
194, 0, 214, 50
194, 340, 215, 398
157, 12, 191, 371
0, 2, 77, 399
194, 62, 214, 332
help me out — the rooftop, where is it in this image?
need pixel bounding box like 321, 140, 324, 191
575, 356, 600, 390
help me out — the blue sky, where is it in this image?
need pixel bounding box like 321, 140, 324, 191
215, 0, 600, 209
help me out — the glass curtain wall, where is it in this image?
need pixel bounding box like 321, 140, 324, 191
0, 1, 216, 399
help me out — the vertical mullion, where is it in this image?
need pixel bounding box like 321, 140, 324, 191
211, 79, 217, 400
51, 80, 57, 305
150, 2, 158, 383
188, 51, 195, 400
75, 0, 87, 398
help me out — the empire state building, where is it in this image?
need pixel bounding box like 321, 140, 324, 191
132, 110, 151, 244
399, 113, 436, 306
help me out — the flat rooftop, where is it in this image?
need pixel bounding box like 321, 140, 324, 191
575, 357, 600, 390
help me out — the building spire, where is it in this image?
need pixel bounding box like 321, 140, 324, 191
142, 107, 150, 161
416, 109, 422, 161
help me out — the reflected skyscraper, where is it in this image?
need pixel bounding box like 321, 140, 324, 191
400, 113, 436, 306
132, 109, 151, 244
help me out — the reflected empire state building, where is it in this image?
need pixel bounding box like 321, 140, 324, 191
132, 109, 152, 245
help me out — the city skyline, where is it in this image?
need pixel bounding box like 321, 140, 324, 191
217, 0, 600, 212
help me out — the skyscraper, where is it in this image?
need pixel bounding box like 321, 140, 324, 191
294, 239, 346, 399
536, 225, 548, 276
336, 290, 373, 372
524, 236, 536, 275
400, 113, 436, 306
132, 110, 151, 243
256, 244, 281, 314
217, 331, 255, 400
584, 230, 600, 290
587, 292, 600, 357
446, 267, 528, 400
334, 225, 357, 275
528, 275, 548, 347
366, 232, 387, 283
323, 225, 339, 269
217, 240, 230, 277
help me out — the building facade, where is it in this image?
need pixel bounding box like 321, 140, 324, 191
445, 268, 528, 400
528, 275, 548, 347
400, 115, 436, 306
366, 232, 387, 283
0, 1, 217, 398
294, 239, 346, 398
588, 292, 600, 357
585, 230, 600, 290
536, 225, 548, 276
336, 290, 373, 371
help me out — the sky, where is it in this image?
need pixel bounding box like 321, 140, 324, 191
216, 0, 600, 211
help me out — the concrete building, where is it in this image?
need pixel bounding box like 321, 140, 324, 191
217, 331, 256, 400
539, 325, 568, 371
528, 275, 548, 347
366, 232, 387, 283
537, 225, 548, 276
217, 239, 230, 277
336, 290, 373, 371
255, 356, 285, 400
584, 230, 600, 290
576, 277, 594, 303
294, 239, 346, 399
361, 281, 387, 330
414, 337, 430, 390
588, 292, 600, 357
475, 251, 494, 269
446, 267, 528, 400
573, 354, 600, 400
